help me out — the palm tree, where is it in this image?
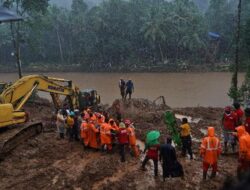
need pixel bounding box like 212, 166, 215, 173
141, 10, 166, 62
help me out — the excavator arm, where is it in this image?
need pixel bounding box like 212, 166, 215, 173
0, 75, 80, 111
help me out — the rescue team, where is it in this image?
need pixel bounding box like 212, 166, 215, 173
56, 109, 139, 163
56, 102, 250, 181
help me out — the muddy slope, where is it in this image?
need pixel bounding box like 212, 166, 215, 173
0, 98, 238, 190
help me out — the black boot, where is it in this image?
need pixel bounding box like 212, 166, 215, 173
203, 171, 207, 180
210, 171, 216, 179
224, 142, 228, 153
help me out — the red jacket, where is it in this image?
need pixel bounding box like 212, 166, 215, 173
146, 144, 160, 160
234, 108, 244, 125
118, 128, 129, 144
223, 112, 237, 131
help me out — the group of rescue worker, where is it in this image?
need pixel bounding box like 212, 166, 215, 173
56, 101, 250, 181
199, 102, 250, 180
56, 108, 139, 162
221, 102, 250, 177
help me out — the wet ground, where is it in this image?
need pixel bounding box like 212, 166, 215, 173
0, 98, 238, 190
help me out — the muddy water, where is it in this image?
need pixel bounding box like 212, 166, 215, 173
0, 72, 245, 107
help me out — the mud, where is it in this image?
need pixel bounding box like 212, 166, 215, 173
0, 98, 238, 190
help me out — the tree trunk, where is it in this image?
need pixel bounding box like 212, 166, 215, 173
10, 22, 22, 79
158, 43, 164, 62
232, 0, 242, 101
56, 29, 64, 64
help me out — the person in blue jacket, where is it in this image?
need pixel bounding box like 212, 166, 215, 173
125, 79, 134, 100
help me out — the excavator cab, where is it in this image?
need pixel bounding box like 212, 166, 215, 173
0, 104, 26, 128
79, 89, 101, 111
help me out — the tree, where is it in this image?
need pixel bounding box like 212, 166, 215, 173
141, 4, 166, 62
228, 0, 242, 102
1, 0, 49, 78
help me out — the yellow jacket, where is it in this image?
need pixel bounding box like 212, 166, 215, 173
180, 123, 191, 137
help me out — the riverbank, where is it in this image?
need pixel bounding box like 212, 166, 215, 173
0, 62, 232, 73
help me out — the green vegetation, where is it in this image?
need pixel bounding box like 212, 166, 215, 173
0, 0, 250, 72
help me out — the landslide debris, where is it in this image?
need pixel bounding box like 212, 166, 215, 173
0, 98, 236, 190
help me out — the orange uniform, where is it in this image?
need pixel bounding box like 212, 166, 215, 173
236, 126, 250, 175
200, 127, 221, 179
88, 122, 100, 149
100, 123, 112, 151
80, 121, 89, 146
127, 126, 139, 157
109, 119, 119, 131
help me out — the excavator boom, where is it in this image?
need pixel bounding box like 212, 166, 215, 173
0, 75, 80, 111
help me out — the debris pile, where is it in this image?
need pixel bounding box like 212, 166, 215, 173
0, 97, 237, 190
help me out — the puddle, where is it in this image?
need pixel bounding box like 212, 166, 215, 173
175, 114, 201, 124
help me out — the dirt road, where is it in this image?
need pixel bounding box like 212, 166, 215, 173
0, 98, 238, 190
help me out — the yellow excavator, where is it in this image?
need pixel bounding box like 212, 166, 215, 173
0, 75, 100, 158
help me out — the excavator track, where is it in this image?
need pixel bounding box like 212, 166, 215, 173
0, 122, 43, 160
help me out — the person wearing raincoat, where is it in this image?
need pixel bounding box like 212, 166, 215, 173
160, 136, 183, 180
235, 126, 250, 177
141, 131, 161, 177
200, 127, 221, 180
88, 119, 100, 149
80, 119, 89, 147
222, 106, 237, 153
117, 122, 129, 162
100, 122, 113, 152
125, 119, 139, 158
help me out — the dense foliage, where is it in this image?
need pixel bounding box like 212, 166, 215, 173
0, 0, 250, 72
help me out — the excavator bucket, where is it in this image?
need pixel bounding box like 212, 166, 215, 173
164, 111, 181, 147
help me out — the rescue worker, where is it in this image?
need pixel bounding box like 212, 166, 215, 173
180, 118, 193, 159
71, 111, 80, 141
142, 139, 160, 177
100, 122, 113, 152
222, 106, 237, 153
233, 102, 244, 126
235, 126, 250, 177
88, 119, 100, 149
160, 137, 183, 180
109, 119, 119, 145
119, 78, 126, 99
109, 119, 119, 131
56, 110, 66, 139
66, 111, 75, 140
118, 122, 129, 162
80, 119, 89, 147
125, 79, 134, 100
200, 127, 221, 180
125, 119, 139, 158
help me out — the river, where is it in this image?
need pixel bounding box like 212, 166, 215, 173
0, 72, 245, 107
